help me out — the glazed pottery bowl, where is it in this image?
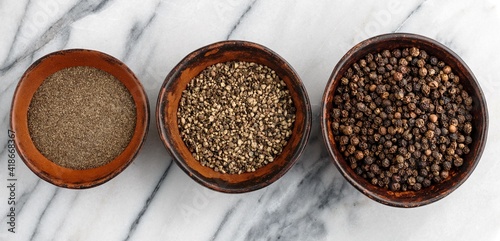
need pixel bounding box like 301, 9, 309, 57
321, 33, 488, 207
157, 40, 312, 193
11, 49, 149, 189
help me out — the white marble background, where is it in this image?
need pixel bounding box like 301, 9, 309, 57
1, 0, 499, 240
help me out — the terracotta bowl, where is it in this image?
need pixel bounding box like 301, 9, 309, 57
321, 33, 488, 207
11, 49, 149, 189
157, 40, 312, 193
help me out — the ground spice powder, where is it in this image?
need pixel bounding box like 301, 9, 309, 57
28, 66, 137, 170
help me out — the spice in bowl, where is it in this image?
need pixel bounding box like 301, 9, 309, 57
330, 47, 474, 192
28, 66, 136, 170
177, 61, 296, 174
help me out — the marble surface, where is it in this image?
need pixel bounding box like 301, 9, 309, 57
1, 0, 500, 240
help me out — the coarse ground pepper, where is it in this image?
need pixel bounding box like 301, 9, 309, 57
177, 61, 296, 174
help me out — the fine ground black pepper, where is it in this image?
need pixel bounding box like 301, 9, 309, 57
331, 47, 474, 191
28, 66, 137, 170
177, 61, 296, 174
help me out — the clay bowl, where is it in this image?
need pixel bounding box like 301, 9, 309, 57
11, 49, 149, 189
321, 33, 488, 207
157, 40, 311, 193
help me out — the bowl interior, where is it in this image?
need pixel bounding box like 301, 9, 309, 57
322, 33, 488, 207
11, 49, 149, 189
157, 41, 311, 193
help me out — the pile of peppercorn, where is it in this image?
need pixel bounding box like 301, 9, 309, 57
331, 47, 473, 192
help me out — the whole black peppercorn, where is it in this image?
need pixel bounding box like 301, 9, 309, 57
399, 58, 408, 66
430, 163, 440, 173
359, 142, 369, 150
448, 124, 457, 134
409, 47, 420, 57
393, 72, 403, 81
413, 150, 422, 159
465, 136, 472, 144
395, 155, 404, 164
370, 164, 380, 174
464, 123, 472, 134
442, 161, 452, 171
422, 178, 431, 187
389, 165, 398, 174
347, 145, 356, 155
387, 126, 396, 135
340, 136, 349, 145
354, 151, 364, 160
416, 176, 424, 183
425, 130, 434, 139
379, 126, 387, 135
433, 175, 442, 183
418, 67, 428, 77
407, 176, 416, 186
437, 61, 445, 68
434, 127, 442, 136
440, 170, 449, 179
342, 125, 353, 135
390, 182, 401, 191
456, 134, 465, 143
382, 158, 390, 168
430, 56, 438, 65
415, 118, 425, 128
384, 140, 393, 148
453, 157, 464, 167
350, 136, 360, 146
391, 175, 401, 184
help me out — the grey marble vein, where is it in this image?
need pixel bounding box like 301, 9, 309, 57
226, 0, 257, 40
239, 162, 349, 241
210, 200, 242, 241
1, 0, 112, 72
123, 1, 160, 61
29, 188, 59, 241
124, 160, 175, 241
394, 0, 427, 32
207, 111, 350, 241
44, 192, 79, 241
1, 0, 30, 67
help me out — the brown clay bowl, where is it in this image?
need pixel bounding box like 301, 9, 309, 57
11, 49, 149, 189
321, 33, 488, 207
157, 40, 311, 193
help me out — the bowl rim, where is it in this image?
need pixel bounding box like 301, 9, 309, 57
156, 40, 312, 193
10, 48, 150, 189
321, 33, 489, 207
